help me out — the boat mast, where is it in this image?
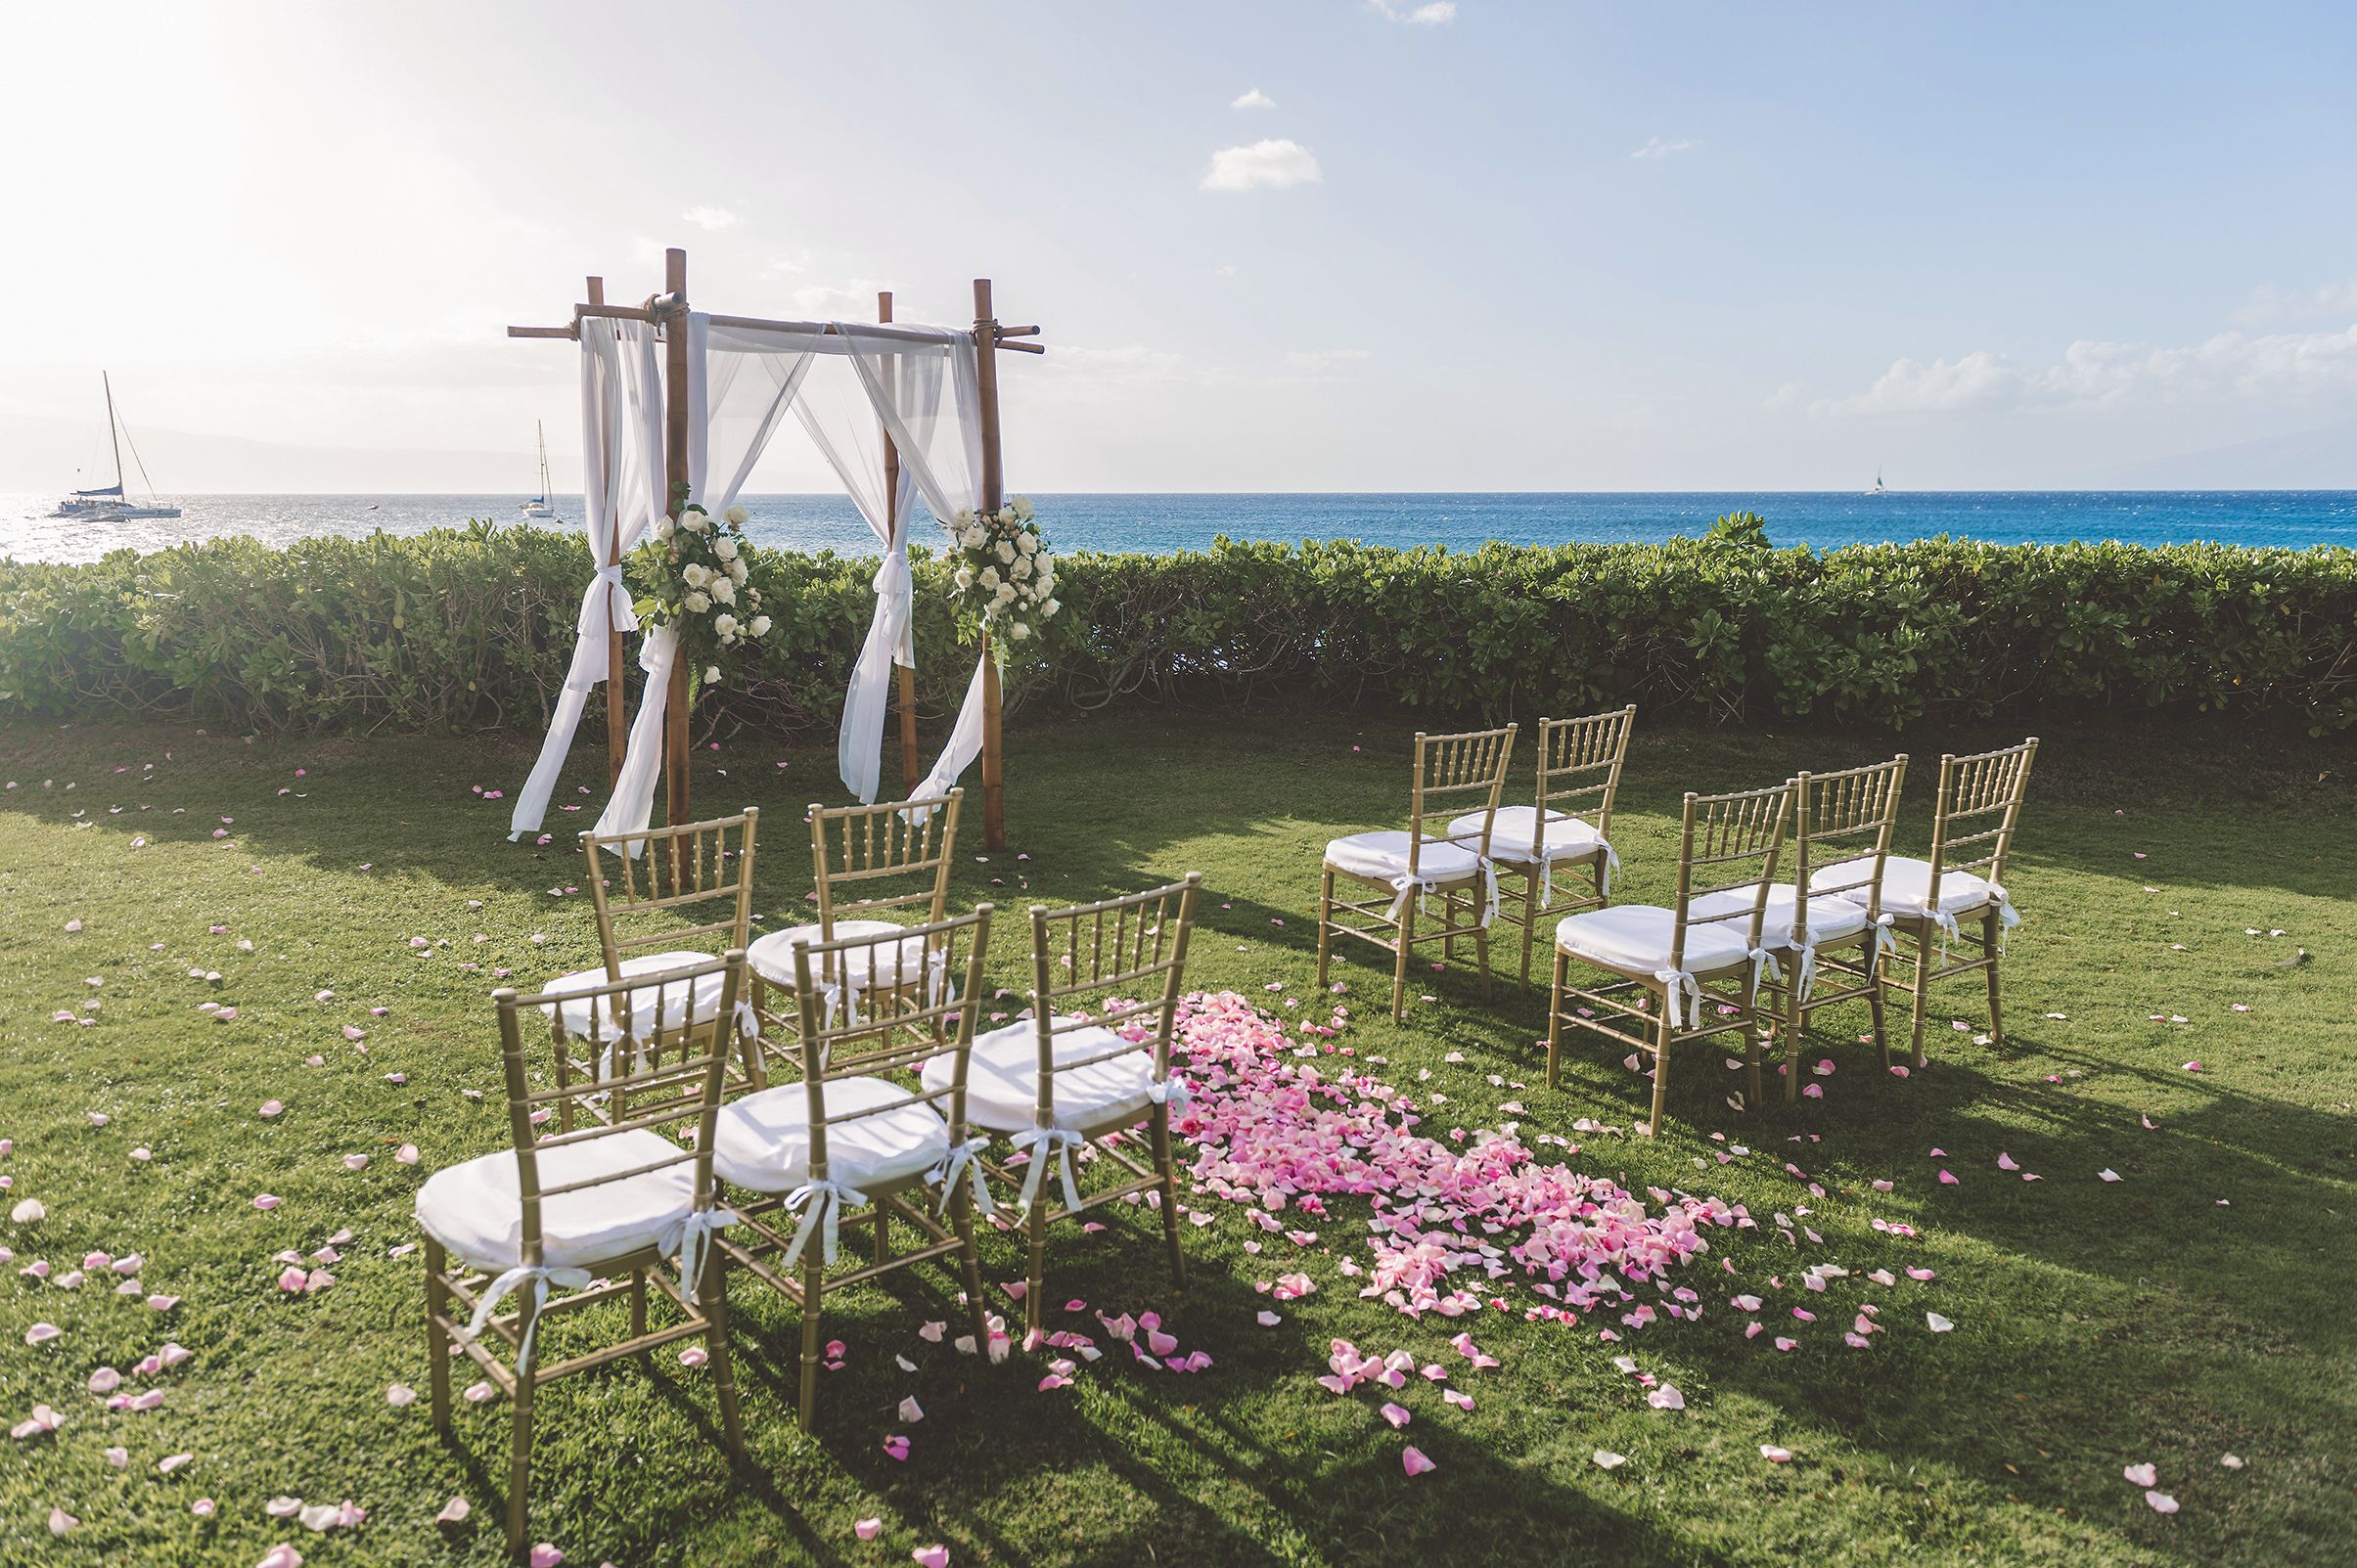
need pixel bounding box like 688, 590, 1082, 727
104, 373, 124, 493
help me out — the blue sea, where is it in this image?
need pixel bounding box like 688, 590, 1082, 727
5, 490, 2356, 565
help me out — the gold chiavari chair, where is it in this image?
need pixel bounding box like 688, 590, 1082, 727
1818, 739, 2037, 1068
742, 790, 962, 1074
418, 954, 749, 1554
713, 909, 996, 1432
1317, 726, 1518, 1021
551, 810, 761, 1100
1547, 782, 1792, 1134
1457, 706, 1637, 990
1740, 757, 1908, 1098
927, 875, 1201, 1338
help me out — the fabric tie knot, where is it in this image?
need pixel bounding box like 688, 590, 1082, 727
929, 1136, 998, 1220
1011, 1126, 1087, 1218
1653, 968, 1702, 1030
460, 1263, 594, 1379
576, 563, 640, 637
1746, 947, 1782, 1006
781, 1180, 870, 1270
658, 1207, 737, 1304
1148, 1077, 1193, 1113
1538, 837, 1620, 909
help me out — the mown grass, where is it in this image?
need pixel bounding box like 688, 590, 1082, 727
2, 707, 2353, 1568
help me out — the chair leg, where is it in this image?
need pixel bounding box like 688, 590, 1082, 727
1316, 870, 1335, 991
1390, 899, 1417, 1023
1545, 949, 1568, 1090
874, 1206, 890, 1270
1473, 901, 1492, 1003
424, 1239, 454, 1437
1443, 890, 1458, 963
1024, 1196, 1050, 1339
700, 1255, 748, 1461
1908, 936, 1934, 1071
630, 1269, 648, 1338
1745, 1001, 1764, 1108
1982, 913, 2005, 1048
1645, 1004, 1673, 1137
795, 1258, 824, 1434
1783, 976, 1803, 1103
505, 1297, 538, 1556
1153, 1108, 1188, 1291
1518, 872, 1540, 991
1869, 964, 1890, 1072
951, 1194, 992, 1354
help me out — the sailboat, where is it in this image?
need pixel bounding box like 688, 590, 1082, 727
1866, 466, 1890, 497
52, 374, 180, 519
520, 422, 560, 519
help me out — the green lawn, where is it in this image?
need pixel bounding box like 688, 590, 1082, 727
2, 707, 2353, 1568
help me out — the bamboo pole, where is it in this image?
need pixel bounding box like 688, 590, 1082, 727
661, 248, 692, 865
881, 291, 922, 800
973, 279, 1007, 851
587, 276, 629, 787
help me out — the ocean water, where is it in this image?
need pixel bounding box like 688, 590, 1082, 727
5, 490, 2356, 566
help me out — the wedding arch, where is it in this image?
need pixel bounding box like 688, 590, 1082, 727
502, 246, 1041, 852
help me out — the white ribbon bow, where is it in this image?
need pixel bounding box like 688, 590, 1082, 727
461, 1263, 593, 1378
1012, 1126, 1086, 1217
929, 1135, 997, 1221
1384, 858, 1501, 929
1538, 837, 1621, 909
1747, 947, 1782, 1007
658, 1207, 737, 1304
576, 563, 640, 637
1866, 914, 1899, 982
1654, 968, 1702, 1030
781, 1179, 870, 1270
1148, 1077, 1193, 1113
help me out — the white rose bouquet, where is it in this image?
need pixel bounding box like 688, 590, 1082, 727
945, 494, 1059, 653
628, 490, 772, 686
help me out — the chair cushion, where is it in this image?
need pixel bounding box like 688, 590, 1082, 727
711, 1075, 949, 1194
925, 1017, 1158, 1135
541, 951, 728, 1040
1554, 905, 1753, 975
415, 1128, 697, 1274
1689, 883, 1872, 949
1324, 830, 1485, 887
747, 919, 933, 990
1813, 856, 2005, 918
1447, 807, 1606, 867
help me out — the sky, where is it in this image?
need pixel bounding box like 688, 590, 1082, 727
3, 0, 2355, 493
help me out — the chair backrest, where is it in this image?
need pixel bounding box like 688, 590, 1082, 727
492, 952, 745, 1268
785, 908, 994, 1184
1024, 874, 1201, 1127
579, 809, 759, 980
1927, 738, 2038, 899
1669, 783, 1793, 972
808, 788, 962, 937
1531, 705, 1638, 859
1787, 757, 1908, 946
1408, 726, 1518, 874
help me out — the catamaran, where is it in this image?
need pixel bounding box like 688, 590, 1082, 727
520, 422, 560, 519
52, 374, 180, 519
1866, 466, 1890, 496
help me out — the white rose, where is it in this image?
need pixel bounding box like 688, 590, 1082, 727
654, 516, 676, 541
749, 614, 772, 637
1012, 555, 1032, 579
724, 504, 748, 525
711, 576, 737, 605
1008, 621, 1030, 641
962, 525, 986, 551
953, 508, 975, 527
684, 590, 711, 613
1018, 530, 1038, 555
744, 587, 761, 606
714, 613, 738, 637
1012, 495, 1034, 521
994, 583, 1017, 605
683, 514, 708, 533
954, 566, 975, 591
994, 540, 1017, 564
979, 565, 1000, 589
728, 559, 748, 585
1043, 598, 1061, 617
681, 562, 708, 588
704, 665, 722, 684
714, 536, 739, 561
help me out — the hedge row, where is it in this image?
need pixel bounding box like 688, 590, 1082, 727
3, 524, 2353, 737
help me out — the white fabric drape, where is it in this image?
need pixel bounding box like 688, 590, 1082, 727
508, 321, 666, 839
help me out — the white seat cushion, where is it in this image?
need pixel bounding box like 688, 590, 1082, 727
926, 1017, 1157, 1135
541, 950, 729, 1040
747, 919, 934, 990
1447, 807, 1607, 867
1690, 883, 1872, 949
1813, 856, 2005, 918
1324, 830, 1485, 887
711, 1075, 948, 1194
1554, 905, 1753, 975
415, 1128, 696, 1273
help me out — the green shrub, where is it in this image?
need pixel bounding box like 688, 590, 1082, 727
3, 526, 2352, 737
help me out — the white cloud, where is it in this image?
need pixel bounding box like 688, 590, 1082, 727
682, 204, 742, 231
1371, 0, 1457, 22
1631, 136, 1700, 160
1201, 139, 1323, 193
789, 279, 890, 319
1812, 325, 2357, 417
1231, 88, 1275, 110
1283, 348, 1372, 375
2232, 276, 2357, 327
